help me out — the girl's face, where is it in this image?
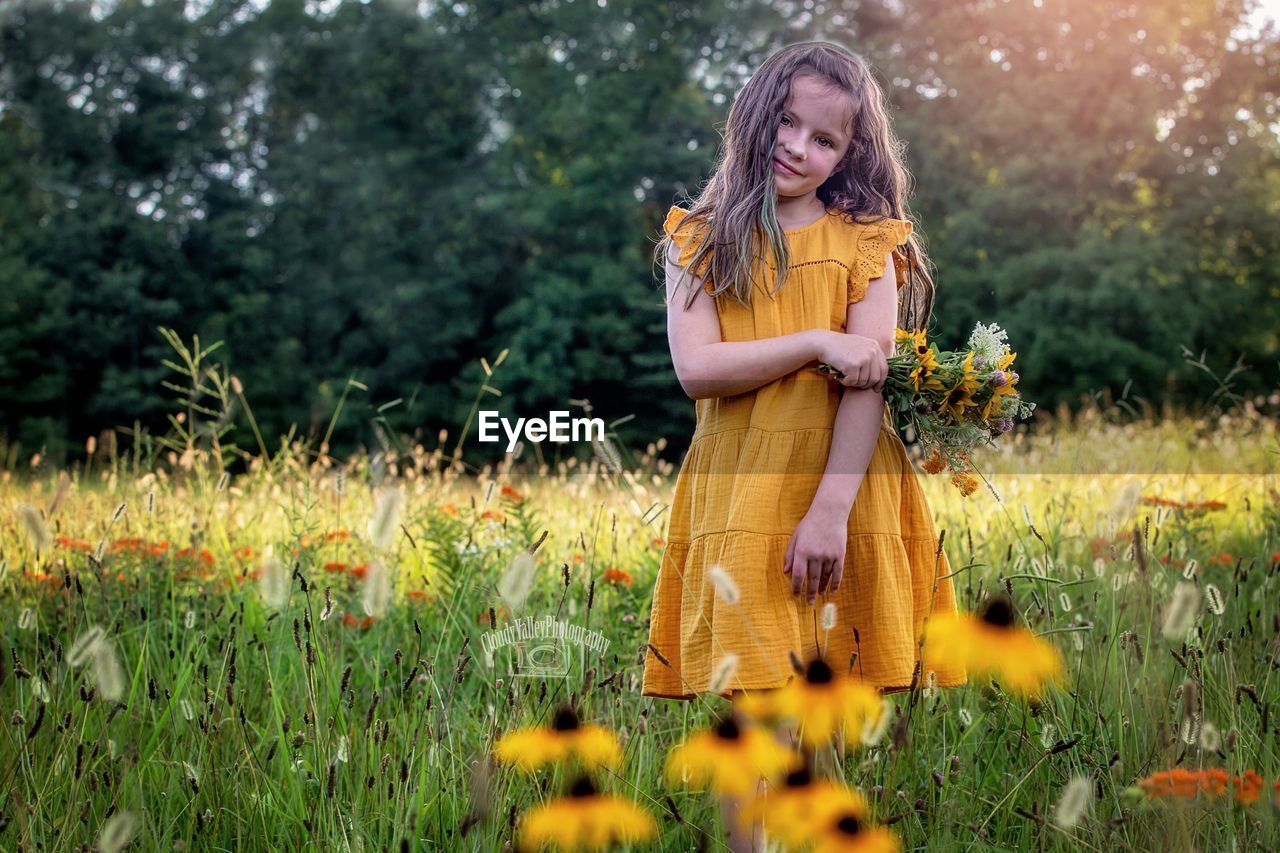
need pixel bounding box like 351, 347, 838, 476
772, 74, 853, 199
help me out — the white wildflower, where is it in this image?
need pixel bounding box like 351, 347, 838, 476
1053, 775, 1092, 829
821, 602, 837, 631
707, 564, 739, 605
91, 637, 125, 701
17, 503, 52, 552
258, 546, 291, 610
1199, 720, 1221, 752
96, 811, 137, 853
1204, 584, 1225, 616
67, 625, 106, 667
361, 561, 393, 618
496, 551, 537, 613
367, 486, 406, 551
1161, 581, 1201, 642
965, 321, 1011, 363
709, 653, 740, 694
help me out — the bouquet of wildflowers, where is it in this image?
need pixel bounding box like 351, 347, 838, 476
816, 322, 1036, 496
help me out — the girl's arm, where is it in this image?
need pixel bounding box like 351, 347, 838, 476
809, 252, 897, 514
665, 242, 830, 400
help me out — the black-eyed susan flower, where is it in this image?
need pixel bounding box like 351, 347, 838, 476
664, 714, 800, 796
896, 329, 944, 394
735, 659, 885, 751
937, 351, 979, 421
494, 704, 622, 773
518, 775, 656, 852
811, 809, 902, 853
980, 350, 1019, 420
922, 593, 1064, 697
740, 766, 882, 850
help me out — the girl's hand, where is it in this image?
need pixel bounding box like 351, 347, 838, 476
782, 502, 848, 605
818, 331, 888, 392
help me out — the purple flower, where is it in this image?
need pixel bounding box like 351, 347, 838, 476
973, 354, 986, 370
996, 418, 1014, 434
988, 370, 1007, 388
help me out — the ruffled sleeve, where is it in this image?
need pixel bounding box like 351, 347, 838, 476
664, 206, 716, 296
847, 217, 913, 305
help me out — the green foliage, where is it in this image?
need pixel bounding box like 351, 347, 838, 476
0, 0, 1277, 467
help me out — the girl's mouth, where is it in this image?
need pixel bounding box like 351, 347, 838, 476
773, 158, 801, 177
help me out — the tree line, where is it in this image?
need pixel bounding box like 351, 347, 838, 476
1, 0, 1276, 466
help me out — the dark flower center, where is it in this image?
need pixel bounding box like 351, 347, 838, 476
834, 813, 863, 835
715, 715, 741, 740
805, 659, 833, 685
568, 775, 597, 798
784, 767, 812, 788
980, 594, 1015, 628
552, 705, 581, 732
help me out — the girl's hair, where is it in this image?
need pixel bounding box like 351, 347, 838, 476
656, 40, 937, 333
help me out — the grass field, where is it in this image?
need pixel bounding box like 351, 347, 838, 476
2, 401, 1279, 851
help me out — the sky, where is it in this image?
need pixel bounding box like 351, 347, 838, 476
1250, 0, 1280, 31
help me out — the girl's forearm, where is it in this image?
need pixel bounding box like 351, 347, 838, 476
682, 330, 826, 400
810, 387, 885, 515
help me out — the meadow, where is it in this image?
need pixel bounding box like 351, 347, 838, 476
2, 392, 1279, 852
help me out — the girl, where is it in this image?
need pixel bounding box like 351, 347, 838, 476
641, 41, 967, 851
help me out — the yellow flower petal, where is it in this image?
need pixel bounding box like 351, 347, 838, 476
664, 718, 800, 796
519, 792, 656, 851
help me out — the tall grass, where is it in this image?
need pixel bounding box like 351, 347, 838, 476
1, 335, 1278, 850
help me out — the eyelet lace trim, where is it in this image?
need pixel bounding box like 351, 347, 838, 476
848, 218, 913, 304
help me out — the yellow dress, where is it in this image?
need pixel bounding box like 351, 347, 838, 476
642, 205, 968, 699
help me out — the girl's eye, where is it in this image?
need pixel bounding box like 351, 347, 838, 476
780, 115, 791, 126
818, 138, 832, 148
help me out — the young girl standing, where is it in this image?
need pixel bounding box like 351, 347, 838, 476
642, 41, 968, 851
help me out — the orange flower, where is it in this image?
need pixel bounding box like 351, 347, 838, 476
324, 561, 348, 573
480, 509, 506, 523
55, 536, 94, 553
500, 485, 524, 502
1272, 551, 1280, 565
348, 563, 369, 580
324, 530, 350, 542
1208, 552, 1234, 565
921, 449, 945, 475
650, 537, 665, 548
603, 567, 634, 586
342, 614, 375, 630
109, 537, 150, 554
950, 472, 979, 497
153, 541, 172, 556
406, 589, 431, 602
1137, 768, 1264, 804
441, 503, 459, 517
1234, 770, 1263, 805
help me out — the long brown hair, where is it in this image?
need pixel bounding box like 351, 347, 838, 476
656, 40, 937, 333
